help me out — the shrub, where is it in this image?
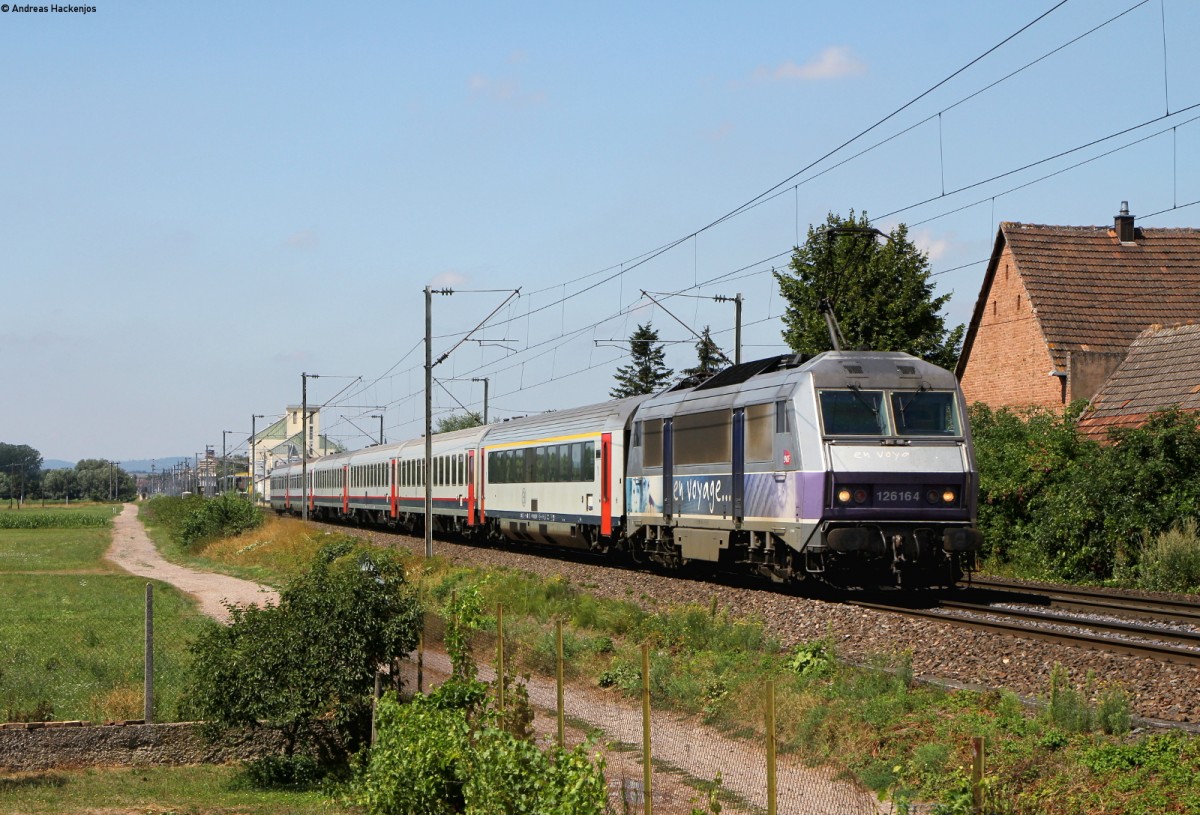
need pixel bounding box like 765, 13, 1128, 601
179, 493, 264, 550
185, 541, 422, 757
1136, 519, 1200, 593
356, 682, 607, 815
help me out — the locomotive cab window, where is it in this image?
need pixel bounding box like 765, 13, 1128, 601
819, 390, 888, 436
892, 391, 960, 436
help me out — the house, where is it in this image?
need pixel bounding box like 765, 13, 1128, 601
250, 406, 344, 497
956, 204, 1200, 410
1076, 323, 1200, 439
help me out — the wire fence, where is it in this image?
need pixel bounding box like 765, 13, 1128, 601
0, 581, 203, 725
396, 610, 956, 815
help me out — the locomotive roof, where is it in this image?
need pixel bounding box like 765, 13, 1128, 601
637, 351, 959, 416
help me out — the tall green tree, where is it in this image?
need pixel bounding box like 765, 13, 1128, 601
0, 443, 43, 498
610, 322, 673, 398
437, 411, 484, 433
774, 210, 964, 369
681, 325, 729, 381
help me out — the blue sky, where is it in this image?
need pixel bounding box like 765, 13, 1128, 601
2, 0, 1198, 462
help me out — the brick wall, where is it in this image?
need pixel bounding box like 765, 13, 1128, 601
960, 246, 1063, 408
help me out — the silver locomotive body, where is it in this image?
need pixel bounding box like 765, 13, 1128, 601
624, 351, 980, 587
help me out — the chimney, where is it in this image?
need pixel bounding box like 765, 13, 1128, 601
1114, 201, 1136, 244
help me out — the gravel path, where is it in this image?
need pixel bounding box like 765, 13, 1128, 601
105, 503, 279, 623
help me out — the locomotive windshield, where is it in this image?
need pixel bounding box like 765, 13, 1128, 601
819, 389, 888, 435
891, 391, 960, 436
819, 389, 961, 437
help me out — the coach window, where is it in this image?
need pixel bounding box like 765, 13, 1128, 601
746, 403, 773, 462
583, 441, 596, 480
643, 419, 663, 468
674, 409, 732, 466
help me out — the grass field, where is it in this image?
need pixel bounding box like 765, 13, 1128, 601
0, 765, 355, 814
0, 519, 215, 723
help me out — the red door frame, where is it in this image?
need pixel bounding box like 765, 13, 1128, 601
342, 465, 349, 514
466, 449, 477, 526
600, 433, 612, 536
390, 458, 398, 518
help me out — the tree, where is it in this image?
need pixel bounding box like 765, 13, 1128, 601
681, 325, 729, 382
436, 411, 484, 433
186, 539, 422, 756
774, 210, 964, 369
72, 459, 136, 502
0, 443, 43, 499
610, 322, 674, 398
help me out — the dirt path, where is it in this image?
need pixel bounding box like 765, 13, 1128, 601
104, 503, 279, 623
401, 649, 888, 815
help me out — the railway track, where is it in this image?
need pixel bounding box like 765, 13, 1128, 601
849, 579, 1200, 667
962, 576, 1200, 625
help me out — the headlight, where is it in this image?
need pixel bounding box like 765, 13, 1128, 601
837, 488, 852, 503
942, 489, 956, 504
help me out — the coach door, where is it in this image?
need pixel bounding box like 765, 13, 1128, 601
732, 408, 745, 520
662, 418, 673, 519
467, 449, 477, 526
600, 433, 612, 535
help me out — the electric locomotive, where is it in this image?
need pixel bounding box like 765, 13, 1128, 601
624, 350, 980, 588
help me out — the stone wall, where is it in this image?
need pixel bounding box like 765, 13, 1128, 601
0, 720, 332, 772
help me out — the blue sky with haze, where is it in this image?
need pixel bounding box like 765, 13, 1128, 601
2, 0, 1198, 462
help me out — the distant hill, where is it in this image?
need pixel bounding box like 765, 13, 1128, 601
41, 457, 191, 474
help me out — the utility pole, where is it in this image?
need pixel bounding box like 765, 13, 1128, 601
425, 286, 433, 558
471, 377, 490, 424
222, 431, 231, 494
302, 373, 319, 522
370, 414, 384, 445
250, 414, 264, 500
713, 293, 744, 365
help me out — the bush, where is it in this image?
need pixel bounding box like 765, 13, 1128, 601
970, 404, 1200, 582
1136, 519, 1200, 593
185, 540, 422, 757
179, 493, 264, 550
356, 682, 606, 815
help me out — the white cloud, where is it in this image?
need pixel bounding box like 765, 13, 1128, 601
755, 46, 866, 82
912, 230, 950, 262
431, 271, 469, 289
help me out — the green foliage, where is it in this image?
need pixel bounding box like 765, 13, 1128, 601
40, 459, 137, 502
611, 321, 674, 398
1045, 665, 1130, 736
787, 639, 836, 679
0, 510, 112, 529
0, 442, 43, 497
437, 411, 484, 433
185, 541, 422, 756
681, 325, 730, 382
1133, 519, 1200, 593
356, 682, 606, 815
241, 754, 323, 789
971, 403, 1200, 581
177, 493, 264, 550
774, 210, 964, 368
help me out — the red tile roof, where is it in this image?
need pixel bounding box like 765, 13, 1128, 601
1001, 222, 1200, 370
1077, 323, 1200, 439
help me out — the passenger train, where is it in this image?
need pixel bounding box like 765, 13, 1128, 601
269, 351, 982, 588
